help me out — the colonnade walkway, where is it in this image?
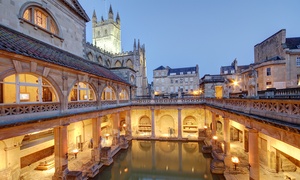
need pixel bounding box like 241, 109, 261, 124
224, 142, 286, 180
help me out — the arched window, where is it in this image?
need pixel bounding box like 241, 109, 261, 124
126, 59, 133, 69
101, 86, 116, 100
0, 74, 58, 103
21, 5, 59, 35
98, 56, 103, 65
115, 60, 122, 67
130, 75, 135, 84
119, 89, 129, 100
68, 82, 95, 101
87, 52, 93, 61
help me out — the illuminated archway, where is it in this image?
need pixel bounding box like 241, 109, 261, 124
157, 115, 175, 137
119, 89, 129, 100
101, 86, 116, 100
0, 73, 58, 103
68, 82, 96, 101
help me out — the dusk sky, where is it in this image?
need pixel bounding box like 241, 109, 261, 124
78, 0, 300, 81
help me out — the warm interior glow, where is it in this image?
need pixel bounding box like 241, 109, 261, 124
231, 156, 239, 164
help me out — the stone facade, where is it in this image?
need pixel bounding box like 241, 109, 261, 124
153, 65, 200, 97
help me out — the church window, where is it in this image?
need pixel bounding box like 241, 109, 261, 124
119, 89, 129, 100
21, 6, 58, 35
296, 57, 300, 66
101, 86, 116, 100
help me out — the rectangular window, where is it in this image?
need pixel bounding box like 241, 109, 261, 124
170, 87, 174, 93
156, 87, 159, 91
231, 70, 235, 74
162, 87, 165, 92
175, 86, 178, 92
171, 79, 173, 84
161, 78, 164, 83
35, 10, 47, 29
185, 78, 188, 82
190, 77, 193, 82
297, 75, 300, 86
224, 70, 228, 74
180, 72, 183, 75
266, 82, 272, 85
266, 68, 271, 76
297, 57, 300, 66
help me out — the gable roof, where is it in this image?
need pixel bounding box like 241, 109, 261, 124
154, 66, 166, 70
61, 0, 90, 22
0, 24, 128, 84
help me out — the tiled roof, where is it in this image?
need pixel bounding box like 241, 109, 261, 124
0, 25, 128, 84
154, 66, 166, 70
285, 37, 300, 49
168, 66, 197, 75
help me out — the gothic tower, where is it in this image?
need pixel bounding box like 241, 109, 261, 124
92, 5, 121, 54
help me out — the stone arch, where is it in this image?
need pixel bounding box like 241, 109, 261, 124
0, 72, 59, 103
87, 52, 94, 61
115, 60, 122, 67
139, 115, 151, 125
119, 88, 129, 100
18, 1, 62, 37
101, 85, 116, 100
126, 59, 133, 69
183, 116, 197, 125
68, 81, 96, 101
157, 115, 175, 136
98, 56, 103, 65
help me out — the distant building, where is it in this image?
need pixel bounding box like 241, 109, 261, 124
199, 74, 226, 98
153, 65, 200, 97
84, 6, 149, 97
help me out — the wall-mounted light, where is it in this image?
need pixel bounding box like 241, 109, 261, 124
20, 93, 30, 101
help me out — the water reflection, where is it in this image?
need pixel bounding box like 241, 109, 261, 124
93, 140, 225, 180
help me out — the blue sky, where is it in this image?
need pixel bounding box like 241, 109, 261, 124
78, 0, 300, 82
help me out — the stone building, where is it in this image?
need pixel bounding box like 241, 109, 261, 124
0, 1, 300, 180
152, 65, 200, 97
84, 6, 149, 97
241, 29, 300, 97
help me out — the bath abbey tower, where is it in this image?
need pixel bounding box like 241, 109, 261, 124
86, 5, 149, 97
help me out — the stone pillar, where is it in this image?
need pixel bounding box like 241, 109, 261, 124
112, 113, 120, 146
92, 117, 101, 162
211, 112, 217, 136
178, 108, 182, 139
151, 108, 155, 138
223, 117, 231, 167
53, 125, 69, 180
248, 128, 260, 180
125, 110, 132, 137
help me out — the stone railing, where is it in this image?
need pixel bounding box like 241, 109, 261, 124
68, 101, 98, 109
0, 102, 60, 116
205, 98, 300, 125
131, 97, 204, 105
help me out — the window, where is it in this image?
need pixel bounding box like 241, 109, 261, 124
297, 57, 300, 67
231, 70, 235, 74
180, 72, 183, 75
0, 74, 58, 103
170, 87, 174, 93
297, 75, 300, 86
101, 86, 116, 100
266, 68, 271, 76
119, 89, 129, 100
171, 79, 173, 84
266, 82, 272, 85
161, 78, 164, 83
162, 87, 165, 92
69, 82, 95, 101
224, 70, 228, 74
190, 77, 193, 82
185, 78, 188, 83
22, 6, 58, 35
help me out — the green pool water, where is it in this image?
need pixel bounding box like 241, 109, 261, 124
92, 140, 225, 180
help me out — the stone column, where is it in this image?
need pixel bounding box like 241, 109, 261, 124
125, 110, 132, 137
211, 112, 217, 136
53, 124, 69, 180
223, 117, 231, 167
112, 113, 120, 146
248, 128, 260, 180
92, 117, 101, 162
151, 108, 155, 138
178, 108, 182, 139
